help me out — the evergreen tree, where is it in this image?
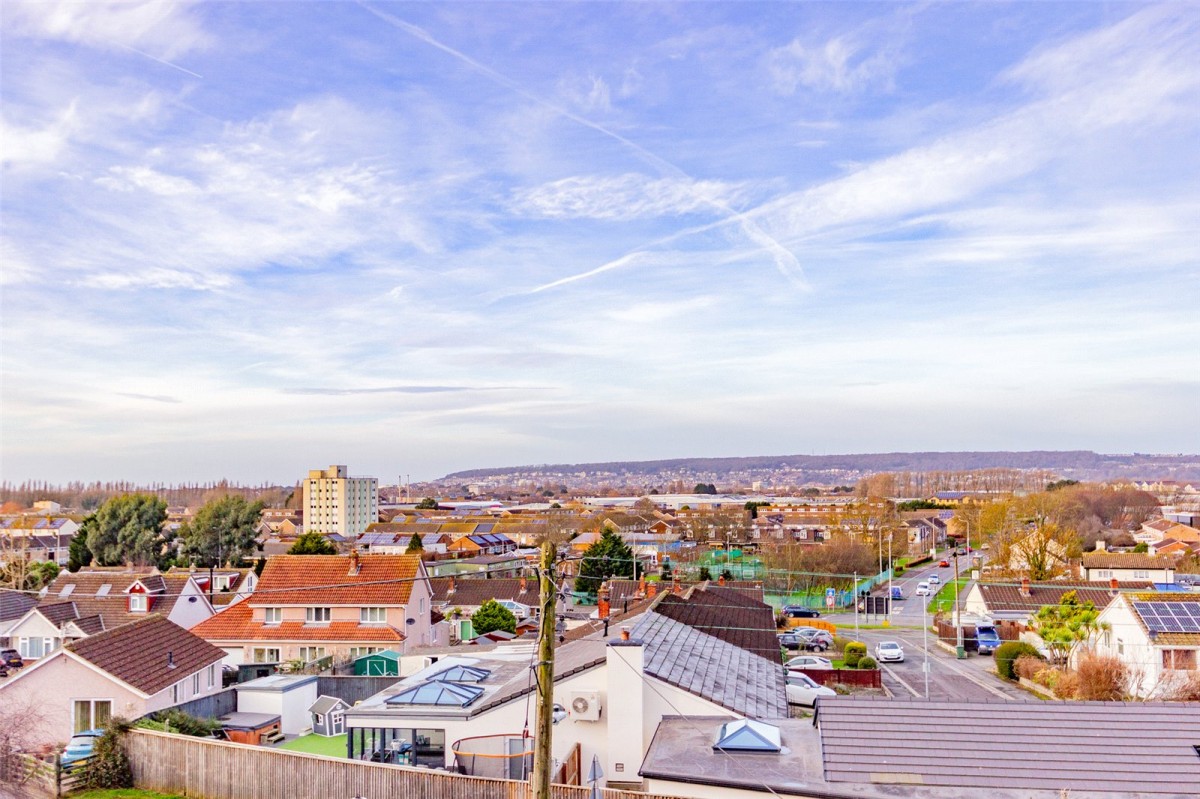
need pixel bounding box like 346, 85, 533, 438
575, 526, 640, 596
472, 599, 517, 635
181, 495, 264, 568
405, 534, 425, 554
84, 494, 169, 567
287, 532, 338, 555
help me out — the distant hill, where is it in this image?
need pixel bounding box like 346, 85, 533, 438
441, 451, 1200, 484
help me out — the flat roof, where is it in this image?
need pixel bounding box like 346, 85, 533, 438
237, 674, 318, 692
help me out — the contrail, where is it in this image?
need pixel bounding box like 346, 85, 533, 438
117, 43, 203, 79
359, 3, 805, 292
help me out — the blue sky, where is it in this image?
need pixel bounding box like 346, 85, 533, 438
2, 2, 1198, 484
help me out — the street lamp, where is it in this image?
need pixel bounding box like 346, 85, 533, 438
922, 592, 931, 700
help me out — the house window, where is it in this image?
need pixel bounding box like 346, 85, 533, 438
73, 700, 112, 733
207, 664, 216, 688
1134, 570, 1150, 579
1162, 649, 1197, 671
1117, 639, 1125, 656
298, 646, 326, 662
171, 683, 180, 704
360, 607, 386, 624
348, 647, 380, 659
1094, 570, 1111, 580
192, 673, 200, 694
252, 647, 281, 663
264, 607, 282, 625
306, 607, 331, 624
130, 594, 148, 613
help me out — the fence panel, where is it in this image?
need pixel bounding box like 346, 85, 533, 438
124, 730, 687, 799
164, 688, 238, 720
316, 676, 397, 705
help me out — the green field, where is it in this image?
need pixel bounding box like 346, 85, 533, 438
930, 576, 972, 613
277, 733, 347, 757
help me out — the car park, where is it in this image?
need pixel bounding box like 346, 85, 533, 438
786, 672, 837, 707
786, 655, 833, 670
874, 641, 905, 663
915, 581, 931, 596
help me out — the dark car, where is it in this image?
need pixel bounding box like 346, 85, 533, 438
0, 650, 22, 668
802, 631, 835, 652
781, 605, 821, 618
0, 663, 8, 678
777, 632, 804, 650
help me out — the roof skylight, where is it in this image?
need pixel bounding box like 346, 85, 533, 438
713, 719, 782, 753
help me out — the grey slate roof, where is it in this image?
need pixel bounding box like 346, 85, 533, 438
818, 698, 1200, 796
631, 610, 787, 720
308, 695, 348, 715
0, 588, 37, 622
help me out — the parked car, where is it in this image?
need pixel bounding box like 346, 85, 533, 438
0, 663, 8, 678
976, 625, 1002, 655
781, 605, 821, 618
0, 650, 23, 668
938, 559, 950, 568
928, 574, 941, 585
777, 632, 805, 650
786, 672, 837, 707
874, 641, 905, 663
786, 655, 833, 670
915, 581, 931, 596
802, 631, 835, 652
61, 730, 104, 770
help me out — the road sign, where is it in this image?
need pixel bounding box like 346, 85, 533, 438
825, 588, 836, 608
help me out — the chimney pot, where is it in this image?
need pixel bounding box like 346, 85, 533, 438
1110, 577, 1119, 595
620, 627, 630, 641
598, 581, 611, 620
520, 576, 528, 593
1019, 577, 1031, 597
718, 574, 726, 586
647, 580, 657, 599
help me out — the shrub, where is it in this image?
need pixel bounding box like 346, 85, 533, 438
136, 708, 221, 737
831, 636, 854, 653
1164, 672, 1200, 701
1073, 653, 1128, 701
856, 656, 878, 670
831, 683, 852, 695
995, 641, 1042, 681
80, 718, 133, 789
1014, 654, 1044, 682
1054, 670, 1081, 699
843, 642, 867, 668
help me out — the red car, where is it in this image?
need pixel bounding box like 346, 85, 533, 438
938, 560, 950, 568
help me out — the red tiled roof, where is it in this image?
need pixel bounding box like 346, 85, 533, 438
1082, 553, 1177, 569
189, 601, 406, 643
67, 615, 225, 695
250, 554, 420, 605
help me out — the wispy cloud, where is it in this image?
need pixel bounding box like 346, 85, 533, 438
767, 15, 910, 95
4, 0, 209, 60
117, 392, 182, 404
510, 173, 756, 220
283, 386, 549, 396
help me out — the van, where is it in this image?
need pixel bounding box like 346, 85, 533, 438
976, 625, 1002, 654
915, 581, 931, 596
890, 586, 904, 601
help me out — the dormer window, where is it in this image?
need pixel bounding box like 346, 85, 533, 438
306, 607, 331, 624
264, 608, 282, 625
130, 594, 148, 613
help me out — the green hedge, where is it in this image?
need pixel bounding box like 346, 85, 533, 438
857, 656, 878, 670
844, 642, 867, 668
995, 641, 1042, 681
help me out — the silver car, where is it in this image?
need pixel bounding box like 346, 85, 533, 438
874, 641, 905, 663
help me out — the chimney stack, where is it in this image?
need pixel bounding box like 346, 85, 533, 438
520, 575, 528, 594
448, 576, 456, 594
672, 576, 682, 595
1096, 540, 1107, 552
598, 581, 611, 620
637, 574, 646, 598
647, 580, 657, 599
1019, 577, 1031, 598
1110, 577, 1120, 596
349, 548, 361, 576
620, 626, 630, 641
718, 574, 726, 586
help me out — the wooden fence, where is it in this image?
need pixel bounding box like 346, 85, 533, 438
125, 730, 686, 799
795, 667, 881, 689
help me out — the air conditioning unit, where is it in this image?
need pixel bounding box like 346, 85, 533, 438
569, 690, 602, 721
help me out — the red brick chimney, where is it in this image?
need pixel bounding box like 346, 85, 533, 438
1110, 577, 1119, 596
672, 577, 682, 595
718, 574, 726, 586
598, 581, 611, 620
637, 574, 646, 598
647, 580, 657, 599
348, 548, 361, 576
520, 575, 528, 594
1019, 577, 1031, 598
448, 576, 456, 594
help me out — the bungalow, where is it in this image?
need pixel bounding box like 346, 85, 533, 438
446, 533, 517, 556
0, 588, 37, 647
1081, 553, 1176, 584
1094, 592, 1200, 699
343, 583, 787, 784
429, 576, 544, 641
1135, 519, 1200, 545
0, 614, 226, 746
962, 579, 1135, 624
189, 552, 432, 667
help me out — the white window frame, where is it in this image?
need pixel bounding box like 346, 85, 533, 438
264, 607, 282, 625
306, 607, 331, 624
360, 607, 386, 624
252, 647, 281, 663
171, 683, 180, 703
207, 664, 216, 688
192, 673, 200, 695
298, 646, 326, 662
130, 594, 148, 612
73, 699, 113, 733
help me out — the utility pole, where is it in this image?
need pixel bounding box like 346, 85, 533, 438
531, 539, 557, 799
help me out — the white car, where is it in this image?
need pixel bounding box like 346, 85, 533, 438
785, 655, 833, 671
915, 581, 931, 596
927, 574, 941, 585
875, 641, 905, 663
786, 672, 837, 707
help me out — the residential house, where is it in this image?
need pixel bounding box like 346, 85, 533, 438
189, 552, 432, 666
445, 533, 517, 556
962, 579, 1137, 625
1094, 592, 1200, 698
1135, 519, 1200, 545
429, 576, 543, 641
1081, 553, 1176, 584
342, 582, 786, 784
358, 531, 450, 555
8, 570, 214, 660
425, 553, 527, 579
639, 699, 1200, 799
0, 614, 226, 746
0, 588, 38, 647
167, 566, 258, 609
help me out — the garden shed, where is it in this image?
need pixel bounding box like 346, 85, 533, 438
353, 649, 402, 676
308, 695, 350, 736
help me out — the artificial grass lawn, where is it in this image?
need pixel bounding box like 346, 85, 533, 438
68, 787, 183, 791
277, 733, 348, 757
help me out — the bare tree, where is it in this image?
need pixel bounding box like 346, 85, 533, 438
0, 695, 56, 799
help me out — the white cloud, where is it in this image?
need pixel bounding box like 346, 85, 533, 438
557, 73, 612, 113
767, 18, 907, 95
511, 173, 755, 220
4, 1, 209, 59
0, 101, 78, 169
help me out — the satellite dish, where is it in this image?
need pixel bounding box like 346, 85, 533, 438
406, 618, 415, 625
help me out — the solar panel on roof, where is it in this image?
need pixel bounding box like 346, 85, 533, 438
1135, 601, 1200, 633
